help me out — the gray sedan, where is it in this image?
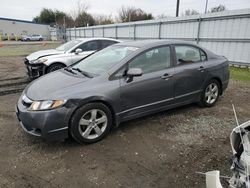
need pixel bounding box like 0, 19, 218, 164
16, 40, 229, 144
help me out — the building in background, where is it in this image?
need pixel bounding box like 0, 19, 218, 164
0, 17, 50, 40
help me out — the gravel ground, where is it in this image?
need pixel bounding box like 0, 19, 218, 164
0, 56, 249, 188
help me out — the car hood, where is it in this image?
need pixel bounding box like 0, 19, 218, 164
26, 49, 64, 61
46, 51, 92, 59
26, 70, 90, 100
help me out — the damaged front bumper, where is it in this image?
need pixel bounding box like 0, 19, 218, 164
24, 58, 47, 79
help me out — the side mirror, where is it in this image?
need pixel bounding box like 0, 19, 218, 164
75, 48, 83, 54
126, 68, 142, 82
127, 68, 143, 77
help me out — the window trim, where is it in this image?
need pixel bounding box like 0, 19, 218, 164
109, 45, 174, 80
71, 40, 101, 53
127, 45, 173, 73
172, 44, 207, 67
100, 40, 118, 49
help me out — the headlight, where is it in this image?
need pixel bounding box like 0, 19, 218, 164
29, 100, 66, 111
31, 58, 48, 64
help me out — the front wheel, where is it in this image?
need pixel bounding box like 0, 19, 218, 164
200, 79, 220, 107
46, 63, 65, 73
70, 103, 112, 144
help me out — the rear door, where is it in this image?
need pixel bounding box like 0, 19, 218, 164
120, 46, 175, 119
172, 44, 208, 103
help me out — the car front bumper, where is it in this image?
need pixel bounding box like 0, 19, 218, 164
15, 95, 73, 141
24, 58, 47, 79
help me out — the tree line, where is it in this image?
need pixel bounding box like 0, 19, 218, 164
33, 2, 227, 27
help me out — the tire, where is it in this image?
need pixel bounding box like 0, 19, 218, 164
39, 38, 43, 41
199, 79, 220, 107
70, 103, 112, 144
26, 38, 30, 41
46, 63, 65, 73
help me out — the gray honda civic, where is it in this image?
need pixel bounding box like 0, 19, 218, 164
16, 40, 229, 144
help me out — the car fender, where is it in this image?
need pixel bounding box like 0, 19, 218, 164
43, 56, 72, 67
67, 95, 120, 127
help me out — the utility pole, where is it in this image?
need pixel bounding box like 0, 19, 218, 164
176, 0, 180, 17
205, 0, 209, 13
54, 12, 57, 26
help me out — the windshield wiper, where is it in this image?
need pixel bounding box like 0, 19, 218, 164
72, 68, 93, 78
64, 67, 76, 74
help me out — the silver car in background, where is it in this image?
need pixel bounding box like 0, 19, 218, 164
21, 34, 43, 41
24, 38, 121, 79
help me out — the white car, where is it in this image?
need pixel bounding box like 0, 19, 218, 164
21, 34, 43, 41
24, 38, 121, 79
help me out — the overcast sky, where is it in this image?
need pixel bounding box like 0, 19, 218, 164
1, 0, 250, 21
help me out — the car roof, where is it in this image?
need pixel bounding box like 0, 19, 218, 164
75, 37, 122, 43
114, 40, 197, 48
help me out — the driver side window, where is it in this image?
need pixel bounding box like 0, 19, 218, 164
77, 41, 99, 52
129, 46, 171, 74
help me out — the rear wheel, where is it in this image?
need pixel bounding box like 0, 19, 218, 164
70, 103, 112, 144
39, 38, 43, 41
200, 79, 220, 107
46, 63, 65, 73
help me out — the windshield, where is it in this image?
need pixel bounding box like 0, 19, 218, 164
56, 40, 82, 51
72, 45, 139, 75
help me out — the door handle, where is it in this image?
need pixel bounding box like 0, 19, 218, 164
197, 66, 206, 72
161, 73, 173, 80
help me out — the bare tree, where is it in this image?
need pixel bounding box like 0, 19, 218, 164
70, 0, 89, 26
94, 14, 114, 25
118, 6, 153, 23
156, 14, 170, 20
210, 5, 226, 13
183, 9, 199, 16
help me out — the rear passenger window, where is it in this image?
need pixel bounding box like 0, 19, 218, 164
175, 46, 207, 65
101, 40, 117, 49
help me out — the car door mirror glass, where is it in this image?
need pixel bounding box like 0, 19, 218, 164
75, 48, 83, 54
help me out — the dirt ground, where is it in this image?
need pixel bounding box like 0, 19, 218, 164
0, 56, 249, 188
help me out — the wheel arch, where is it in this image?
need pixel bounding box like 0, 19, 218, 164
45, 62, 67, 73
68, 98, 118, 129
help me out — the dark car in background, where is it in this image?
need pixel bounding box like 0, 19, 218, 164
16, 40, 229, 144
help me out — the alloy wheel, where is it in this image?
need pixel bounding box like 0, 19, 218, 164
205, 83, 219, 104
78, 109, 108, 140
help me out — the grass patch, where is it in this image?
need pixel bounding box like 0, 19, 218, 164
230, 67, 250, 82
0, 43, 61, 57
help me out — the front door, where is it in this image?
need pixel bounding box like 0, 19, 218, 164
120, 46, 175, 119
